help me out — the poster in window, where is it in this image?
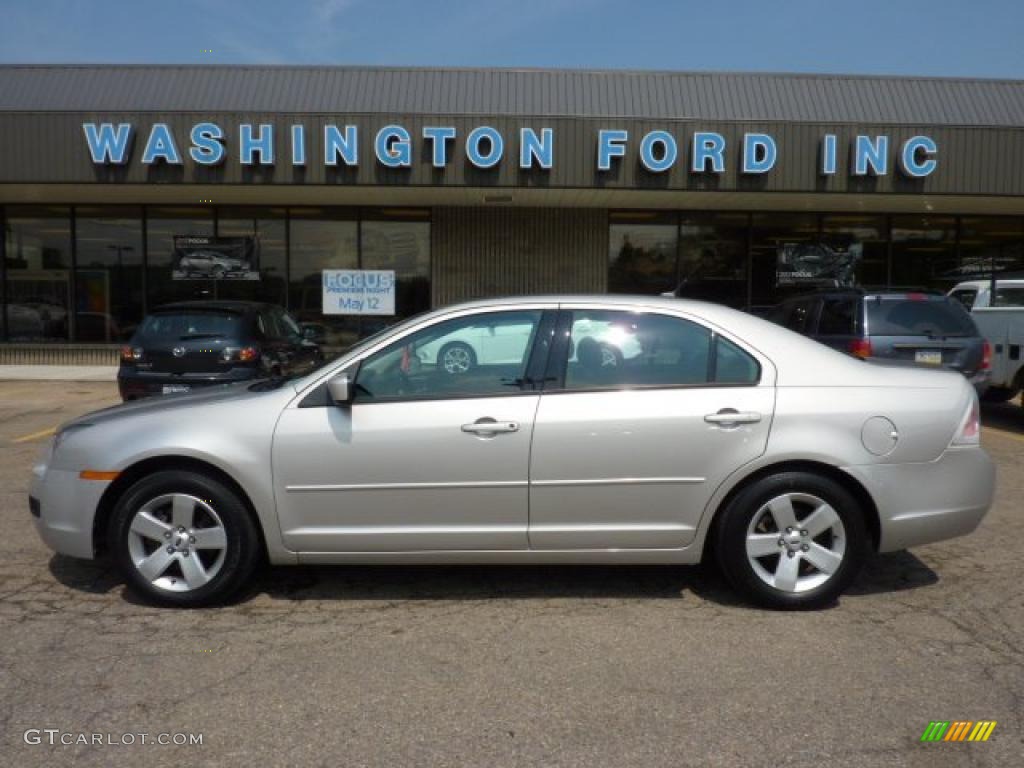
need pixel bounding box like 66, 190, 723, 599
172, 235, 258, 280
776, 242, 862, 288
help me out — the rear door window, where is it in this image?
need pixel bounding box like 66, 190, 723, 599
562, 310, 759, 390
993, 287, 1024, 307
866, 296, 977, 337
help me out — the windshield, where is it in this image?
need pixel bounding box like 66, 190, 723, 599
866, 296, 977, 338
136, 312, 244, 341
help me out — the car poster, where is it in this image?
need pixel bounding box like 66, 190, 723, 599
776, 241, 862, 288
172, 235, 259, 280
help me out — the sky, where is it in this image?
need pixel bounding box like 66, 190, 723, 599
1, 0, 1022, 78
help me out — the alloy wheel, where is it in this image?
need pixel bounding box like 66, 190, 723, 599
442, 346, 473, 374
744, 492, 847, 593
126, 493, 228, 593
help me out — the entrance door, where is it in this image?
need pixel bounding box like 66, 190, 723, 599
273, 308, 552, 552
528, 307, 774, 550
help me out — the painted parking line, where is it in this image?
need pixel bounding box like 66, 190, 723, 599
11, 426, 57, 444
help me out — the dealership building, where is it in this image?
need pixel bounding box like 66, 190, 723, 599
2, 64, 1024, 357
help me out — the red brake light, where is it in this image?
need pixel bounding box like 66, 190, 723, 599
982, 340, 992, 371
906, 292, 928, 302
238, 346, 259, 363
120, 346, 142, 362
848, 338, 872, 359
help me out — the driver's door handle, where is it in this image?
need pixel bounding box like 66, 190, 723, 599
461, 419, 520, 435
704, 409, 762, 426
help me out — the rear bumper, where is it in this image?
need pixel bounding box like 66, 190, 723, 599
118, 367, 258, 400
843, 447, 996, 552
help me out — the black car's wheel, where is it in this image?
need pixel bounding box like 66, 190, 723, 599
438, 341, 476, 375
982, 386, 1020, 404
715, 472, 868, 610
108, 470, 261, 607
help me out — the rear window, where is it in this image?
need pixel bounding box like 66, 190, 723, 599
949, 289, 978, 310
865, 296, 977, 338
136, 312, 244, 341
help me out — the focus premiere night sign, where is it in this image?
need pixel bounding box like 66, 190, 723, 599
82, 122, 939, 178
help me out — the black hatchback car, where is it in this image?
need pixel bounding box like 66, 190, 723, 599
118, 301, 323, 401
766, 289, 991, 394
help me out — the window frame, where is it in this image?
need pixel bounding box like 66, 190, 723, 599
544, 308, 762, 395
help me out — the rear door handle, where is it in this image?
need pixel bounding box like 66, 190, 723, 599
704, 409, 762, 426
461, 419, 520, 435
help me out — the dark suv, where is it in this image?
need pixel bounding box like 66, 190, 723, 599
766, 290, 991, 394
118, 301, 323, 401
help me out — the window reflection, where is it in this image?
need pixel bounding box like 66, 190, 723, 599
217, 207, 288, 306
608, 213, 677, 295
677, 213, 748, 307
74, 206, 144, 342
288, 209, 359, 351
361, 210, 431, 324
4, 206, 72, 341
891, 215, 958, 291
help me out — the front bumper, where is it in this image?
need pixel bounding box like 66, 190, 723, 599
30, 452, 109, 560
843, 447, 996, 552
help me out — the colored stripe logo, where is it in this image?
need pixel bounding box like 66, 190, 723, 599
920, 721, 997, 742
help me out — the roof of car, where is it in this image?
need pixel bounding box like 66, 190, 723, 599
152, 300, 271, 313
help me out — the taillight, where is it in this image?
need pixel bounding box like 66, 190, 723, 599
848, 338, 872, 359
982, 340, 992, 371
222, 346, 260, 363
951, 394, 981, 446
120, 346, 143, 362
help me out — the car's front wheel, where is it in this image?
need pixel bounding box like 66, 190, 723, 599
108, 470, 261, 607
715, 472, 868, 610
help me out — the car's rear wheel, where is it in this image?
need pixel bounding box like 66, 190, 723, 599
715, 472, 868, 610
108, 470, 260, 607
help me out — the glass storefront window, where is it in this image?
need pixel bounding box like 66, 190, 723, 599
361, 209, 431, 325
608, 213, 678, 295
890, 215, 958, 292
146, 207, 215, 308
4, 206, 72, 341
216, 207, 288, 306
958, 217, 1024, 282
288, 209, 359, 351
74, 206, 144, 342
750, 213, 820, 307
820, 215, 888, 290
677, 213, 749, 308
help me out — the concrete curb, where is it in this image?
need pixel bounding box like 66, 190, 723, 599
0, 365, 118, 382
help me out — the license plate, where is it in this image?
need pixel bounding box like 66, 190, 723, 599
162, 384, 191, 394
914, 350, 942, 366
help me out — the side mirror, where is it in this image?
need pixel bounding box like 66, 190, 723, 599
327, 372, 354, 405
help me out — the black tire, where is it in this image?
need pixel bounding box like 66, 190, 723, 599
108, 470, 261, 608
715, 471, 868, 610
438, 341, 477, 375
982, 386, 1020, 404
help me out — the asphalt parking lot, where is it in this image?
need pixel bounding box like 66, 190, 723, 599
2, 381, 1023, 767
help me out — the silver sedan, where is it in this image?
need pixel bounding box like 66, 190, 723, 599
30, 296, 996, 609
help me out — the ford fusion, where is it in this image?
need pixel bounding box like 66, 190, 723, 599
31, 296, 995, 609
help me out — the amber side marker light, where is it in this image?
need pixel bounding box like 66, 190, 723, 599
79, 470, 121, 481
